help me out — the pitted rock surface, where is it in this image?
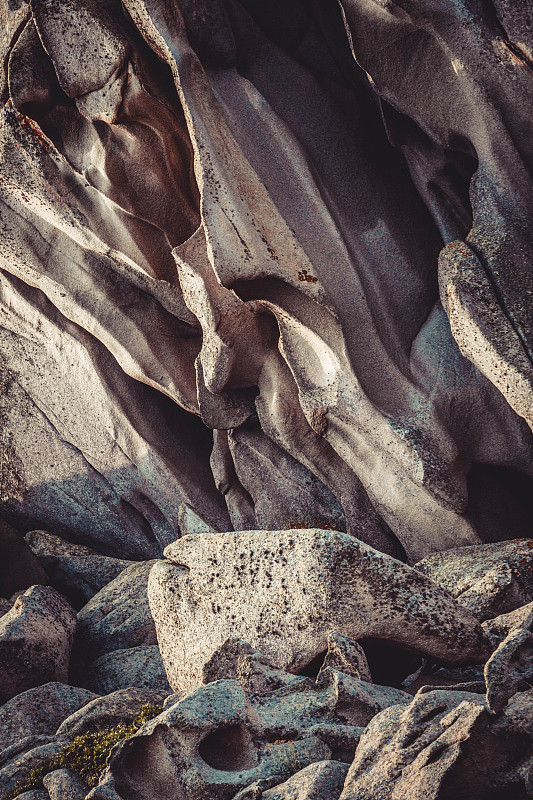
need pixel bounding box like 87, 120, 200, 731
150, 529, 490, 691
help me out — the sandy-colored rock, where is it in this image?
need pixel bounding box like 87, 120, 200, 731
25, 530, 133, 606
415, 540, 533, 620
0, 682, 97, 751
150, 529, 490, 691
0, 585, 76, 700
85, 645, 172, 695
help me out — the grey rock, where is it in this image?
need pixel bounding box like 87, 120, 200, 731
43, 768, 89, 800
56, 687, 167, 738
340, 690, 524, 800
0, 739, 67, 800
484, 612, 533, 713
261, 761, 349, 800
0, 597, 13, 616
0, 585, 76, 700
73, 560, 160, 672
150, 529, 490, 691
0, 519, 49, 599
25, 530, 133, 606
202, 639, 305, 693
14, 792, 49, 800
85, 645, 172, 695
0, 682, 97, 751
415, 540, 533, 620
501, 689, 533, 737
483, 601, 533, 646
178, 502, 216, 537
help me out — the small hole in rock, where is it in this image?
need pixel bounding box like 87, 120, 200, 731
298, 650, 327, 678
198, 725, 257, 771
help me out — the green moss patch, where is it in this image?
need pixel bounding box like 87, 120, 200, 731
6, 703, 163, 798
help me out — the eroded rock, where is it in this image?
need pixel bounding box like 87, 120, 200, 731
0, 585, 76, 700
73, 560, 160, 677
484, 611, 533, 713
0, 519, 48, 599
150, 529, 490, 691
415, 540, 533, 620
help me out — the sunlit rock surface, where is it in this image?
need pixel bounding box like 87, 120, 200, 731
1, 0, 533, 562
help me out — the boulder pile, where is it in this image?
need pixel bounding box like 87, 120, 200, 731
0, 525, 532, 799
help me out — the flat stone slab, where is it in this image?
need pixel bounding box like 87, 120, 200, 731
149, 529, 490, 691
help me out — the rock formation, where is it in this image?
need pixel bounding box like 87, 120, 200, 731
2, 0, 533, 797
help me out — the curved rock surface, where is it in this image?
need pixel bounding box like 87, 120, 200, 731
150, 529, 490, 691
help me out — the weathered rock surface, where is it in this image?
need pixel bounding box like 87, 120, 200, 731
0, 682, 97, 752
73, 560, 160, 675
25, 530, 133, 607
483, 601, 533, 645
86, 669, 404, 800
0, 520, 49, 599
257, 760, 350, 800
415, 540, 533, 620
484, 608, 533, 713
56, 687, 167, 738
150, 529, 490, 691
340, 690, 529, 800
43, 768, 89, 800
0, 585, 76, 700
85, 645, 172, 695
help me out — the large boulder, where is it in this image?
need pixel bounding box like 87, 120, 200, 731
0, 682, 97, 752
149, 529, 490, 691
25, 530, 133, 607
0, 585, 76, 700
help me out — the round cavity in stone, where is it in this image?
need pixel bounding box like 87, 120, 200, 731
198, 724, 257, 771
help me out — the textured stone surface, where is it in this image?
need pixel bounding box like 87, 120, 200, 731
415, 539, 533, 620
1, 0, 533, 565
25, 530, 133, 606
0, 682, 97, 752
484, 610, 533, 713
73, 560, 160, 674
43, 768, 88, 800
0, 585, 76, 700
85, 645, 172, 695
150, 529, 490, 691
340, 690, 527, 800
56, 687, 168, 738
88, 671, 404, 800
261, 760, 349, 800
483, 601, 533, 645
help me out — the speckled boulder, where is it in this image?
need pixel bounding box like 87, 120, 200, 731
0, 585, 76, 700
149, 529, 490, 691
0, 682, 96, 751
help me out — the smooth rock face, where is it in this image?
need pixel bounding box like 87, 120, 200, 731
0, 585, 76, 700
150, 530, 490, 691
73, 560, 160, 671
0, 682, 97, 751
85, 645, 172, 695
414, 540, 533, 621
43, 768, 89, 800
2, 0, 533, 564
25, 530, 133, 606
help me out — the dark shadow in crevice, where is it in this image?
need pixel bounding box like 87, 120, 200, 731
465, 463, 533, 544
